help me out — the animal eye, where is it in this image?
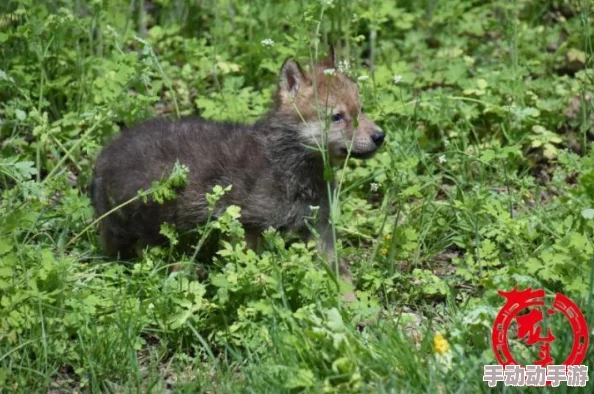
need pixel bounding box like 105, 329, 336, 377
331, 113, 343, 122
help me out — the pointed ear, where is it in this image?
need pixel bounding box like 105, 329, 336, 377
321, 44, 336, 68
280, 57, 304, 96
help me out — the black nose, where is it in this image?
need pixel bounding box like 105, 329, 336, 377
371, 131, 385, 146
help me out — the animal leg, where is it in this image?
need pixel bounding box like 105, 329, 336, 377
318, 223, 356, 302
244, 228, 261, 252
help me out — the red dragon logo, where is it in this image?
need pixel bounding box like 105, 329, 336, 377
491, 287, 589, 368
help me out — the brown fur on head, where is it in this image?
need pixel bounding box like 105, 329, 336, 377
273, 47, 385, 162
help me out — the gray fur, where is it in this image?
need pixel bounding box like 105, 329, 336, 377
91, 113, 330, 258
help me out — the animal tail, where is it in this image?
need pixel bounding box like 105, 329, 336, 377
89, 174, 110, 249
89, 174, 138, 258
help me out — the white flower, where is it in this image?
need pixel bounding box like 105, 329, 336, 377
261, 38, 275, 48
438, 155, 447, 164
392, 75, 403, 84
358, 75, 369, 82
370, 182, 380, 192
338, 59, 350, 73
321, 0, 334, 7
323, 68, 336, 76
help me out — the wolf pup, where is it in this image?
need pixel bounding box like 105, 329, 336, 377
91, 47, 384, 290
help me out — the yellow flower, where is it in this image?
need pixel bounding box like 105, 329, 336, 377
433, 333, 450, 355
380, 248, 388, 255
383, 233, 392, 241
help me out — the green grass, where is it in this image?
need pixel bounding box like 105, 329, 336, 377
1, 0, 594, 392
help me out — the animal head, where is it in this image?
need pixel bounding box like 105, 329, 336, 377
273, 47, 385, 163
